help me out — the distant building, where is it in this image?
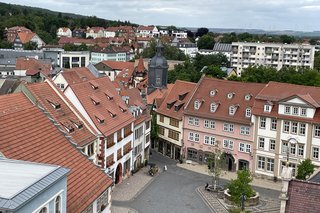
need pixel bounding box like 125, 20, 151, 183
14, 31, 45, 49
91, 47, 129, 64
231, 42, 315, 76
172, 30, 188, 38
60, 51, 90, 68
136, 26, 159, 37
0, 158, 69, 213
94, 61, 134, 81
86, 27, 104, 39
72, 28, 86, 38
57, 27, 72, 38
5, 26, 31, 43
212, 43, 232, 61
171, 37, 198, 57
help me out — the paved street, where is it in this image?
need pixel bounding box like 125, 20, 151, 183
112, 150, 281, 213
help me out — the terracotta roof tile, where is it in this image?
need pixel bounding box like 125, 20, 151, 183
135, 57, 147, 73
157, 80, 197, 120
100, 61, 135, 71
17, 31, 36, 44
69, 77, 135, 136
0, 93, 112, 213
147, 84, 174, 105
61, 67, 96, 85
27, 82, 97, 147
185, 77, 266, 125
16, 58, 52, 75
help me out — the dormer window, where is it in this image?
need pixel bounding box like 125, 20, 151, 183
95, 114, 105, 124
70, 119, 83, 129
61, 121, 74, 133
89, 81, 99, 90
246, 108, 252, 117
90, 95, 100, 105
227, 92, 234, 99
104, 91, 113, 100
167, 100, 177, 109
194, 100, 200, 110
107, 109, 117, 118
264, 104, 272, 113
229, 106, 236, 115
119, 105, 127, 112
210, 89, 217, 96
178, 92, 188, 101
174, 102, 184, 112
284, 106, 291, 114
47, 98, 61, 110
210, 103, 217, 112
245, 94, 252, 101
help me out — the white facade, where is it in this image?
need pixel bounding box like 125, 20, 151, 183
103, 30, 116, 38
60, 51, 90, 68
52, 71, 69, 90
56, 28, 72, 38
172, 31, 188, 38
231, 42, 315, 76
91, 52, 127, 64
86, 29, 104, 39
178, 45, 198, 57
133, 119, 151, 170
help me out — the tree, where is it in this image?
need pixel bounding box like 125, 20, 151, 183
168, 59, 200, 83
207, 146, 224, 191
23, 41, 38, 50
227, 170, 255, 206
314, 51, 320, 71
197, 34, 215, 49
280, 35, 295, 44
296, 159, 315, 180
204, 66, 227, 79
193, 53, 229, 71
309, 38, 318, 45
195, 27, 209, 37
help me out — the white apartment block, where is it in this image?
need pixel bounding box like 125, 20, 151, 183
231, 42, 315, 76
60, 51, 90, 68
91, 51, 127, 64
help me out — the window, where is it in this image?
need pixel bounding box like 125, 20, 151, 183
117, 148, 122, 160
194, 133, 200, 142
87, 143, 94, 157
134, 127, 143, 140
284, 121, 290, 133
97, 190, 108, 213
291, 122, 298, 134
204, 120, 215, 129
245, 94, 251, 101
168, 130, 179, 141
260, 117, 266, 128
146, 121, 150, 130
313, 147, 319, 159
245, 108, 251, 117
267, 158, 274, 172
240, 126, 250, 135
290, 144, 296, 155
246, 144, 251, 153
239, 143, 245, 152
299, 123, 306, 135
55, 196, 61, 213
301, 108, 307, 116
258, 137, 265, 149
159, 126, 164, 135
227, 92, 234, 99
194, 100, 200, 110
187, 149, 198, 160
314, 125, 320, 137
271, 119, 277, 130
170, 118, 179, 127
270, 139, 276, 151
298, 145, 304, 157
258, 156, 265, 170
160, 115, 164, 122
194, 118, 199, 126
223, 139, 234, 150
264, 105, 271, 112
285, 106, 291, 114
293, 107, 299, 115
223, 123, 234, 132
210, 90, 216, 96
282, 142, 288, 153
188, 132, 194, 141
124, 124, 132, 137
204, 136, 215, 145
188, 117, 194, 125
229, 106, 236, 115
210, 103, 217, 112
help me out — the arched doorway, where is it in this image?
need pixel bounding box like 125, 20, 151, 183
221, 153, 235, 172
115, 163, 123, 184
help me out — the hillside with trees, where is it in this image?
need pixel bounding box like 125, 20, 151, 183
0, 2, 136, 45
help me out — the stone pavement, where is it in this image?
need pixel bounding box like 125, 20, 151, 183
111, 206, 139, 213
177, 163, 282, 191
197, 186, 280, 213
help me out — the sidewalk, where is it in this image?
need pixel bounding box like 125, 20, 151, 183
177, 163, 282, 191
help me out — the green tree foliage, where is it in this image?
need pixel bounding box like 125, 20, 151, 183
193, 53, 229, 71
0, 39, 12, 48
141, 40, 187, 61
23, 41, 38, 50
63, 43, 88, 51
195, 27, 209, 37
227, 170, 255, 206
296, 159, 315, 180
197, 34, 215, 49
168, 59, 200, 83
0, 2, 137, 45
314, 51, 320, 71
239, 66, 279, 83
204, 66, 227, 79
280, 35, 296, 44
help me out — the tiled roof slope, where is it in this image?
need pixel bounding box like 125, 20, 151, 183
100, 60, 135, 71
15, 57, 52, 75
69, 76, 135, 136
185, 76, 266, 124
213, 43, 232, 52
0, 93, 112, 213
286, 179, 320, 213
253, 81, 320, 123
146, 84, 174, 106
62, 67, 96, 85
27, 82, 96, 147
157, 80, 197, 120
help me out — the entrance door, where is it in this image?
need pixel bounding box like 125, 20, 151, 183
175, 147, 181, 160
228, 158, 233, 171
238, 160, 249, 170
115, 163, 122, 184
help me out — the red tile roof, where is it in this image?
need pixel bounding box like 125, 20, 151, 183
17, 31, 36, 44
253, 81, 320, 123
135, 57, 147, 74
147, 84, 174, 106
16, 58, 52, 76
58, 37, 95, 45
115, 68, 134, 85
0, 93, 112, 213
185, 76, 266, 125
27, 82, 97, 147
286, 179, 320, 213
158, 80, 197, 120
137, 25, 155, 31
61, 67, 96, 85
69, 76, 135, 136
100, 60, 135, 71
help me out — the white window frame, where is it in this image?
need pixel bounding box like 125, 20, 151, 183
258, 137, 265, 149
270, 139, 275, 151
210, 103, 216, 112
188, 132, 194, 141
239, 143, 245, 152
194, 133, 200, 142
194, 100, 200, 110
312, 147, 319, 160
264, 104, 271, 112
240, 126, 250, 135
271, 119, 277, 130
314, 125, 320, 137
188, 117, 194, 125
293, 107, 299, 115
300, 108, 307, 116
284, 106, 291, 114
245, 108, 251, 118
299, 123, 306, 136
260, 117, 266, 129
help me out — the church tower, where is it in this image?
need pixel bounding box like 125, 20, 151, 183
147, 41, 168, 94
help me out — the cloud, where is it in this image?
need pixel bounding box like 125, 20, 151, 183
2, 0, 320, 31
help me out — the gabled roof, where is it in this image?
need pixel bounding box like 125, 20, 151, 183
17, 31, 36, 44
157, 80, 197, 120
99, 60, 135, 71
185, 76, 265, 124
27, 82, 97, 147
137, 25, 155, 31
147, 84, 174, 106
0, 93, 112, 213
15, 57, 52, 75
279, 94, 320, 108
61, 67, 96, 85
68, 77, 135, 136
0, 79, 21, 95
135, 57, 147, 74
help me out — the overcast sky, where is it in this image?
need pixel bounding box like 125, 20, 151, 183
2, 0, 320, 31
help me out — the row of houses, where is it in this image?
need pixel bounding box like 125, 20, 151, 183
57, 25, 188, 39
155, 75, 320, 179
